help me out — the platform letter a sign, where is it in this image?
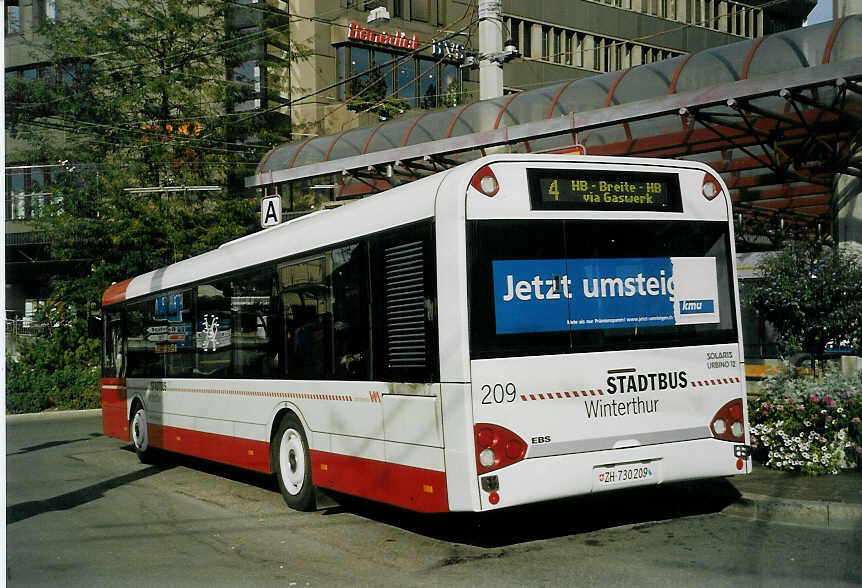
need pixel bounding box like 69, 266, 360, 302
261, 195, 282, 228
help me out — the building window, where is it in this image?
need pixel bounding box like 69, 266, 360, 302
593, 37, 601, 71
36, 0, 56, 25
436, 0, 445, 25
5, 165, 64, 221
509, 18, 520, 52
523, 23, 532, 58
553, 30, 561, 63
232, 60, 261, 112
410, 0, 429, 22
564, 32, 573, 66
393, 0, 403, 17
6, 0, 20, 34
439, 62, 457, 107
418, 58, 438, 108
396, 58, 416, 108
541, 26, 550, 60
340, 44, 461, 111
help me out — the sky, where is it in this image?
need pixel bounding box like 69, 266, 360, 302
806, 0, 832, 24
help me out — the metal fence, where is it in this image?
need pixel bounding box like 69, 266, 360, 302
5, 319, 50, 337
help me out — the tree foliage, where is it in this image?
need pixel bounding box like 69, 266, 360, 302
4, 0, 308, 411
745, 240, 862, 373
5, 0, 308, 308
6, 306, 101, 413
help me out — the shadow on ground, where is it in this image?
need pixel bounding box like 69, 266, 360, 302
145, 446, 741, 547
325, 479, 742, 547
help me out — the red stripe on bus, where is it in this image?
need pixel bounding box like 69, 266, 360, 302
102, 278, 133, 307
310, 450, 449, 513
147, 423, 271, 474
101, 378, 129, 441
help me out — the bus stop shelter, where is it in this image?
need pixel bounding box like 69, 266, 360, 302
248, 17, 862, 248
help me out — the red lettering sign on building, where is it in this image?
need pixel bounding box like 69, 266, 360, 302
347, 21, 419, 51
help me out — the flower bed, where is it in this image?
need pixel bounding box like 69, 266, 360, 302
748, 364, 862, 475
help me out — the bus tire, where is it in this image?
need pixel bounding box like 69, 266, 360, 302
273, 414, 315, 511
130, 403, 157, 464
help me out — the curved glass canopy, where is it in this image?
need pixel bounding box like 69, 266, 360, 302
257, 18, 862, 177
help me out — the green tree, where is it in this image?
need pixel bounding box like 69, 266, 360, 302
4, 0, 307, 410
4, 0, 312, 302
745, 240, 862, 374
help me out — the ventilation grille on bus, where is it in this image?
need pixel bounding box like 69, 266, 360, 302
384, 241, 426, 369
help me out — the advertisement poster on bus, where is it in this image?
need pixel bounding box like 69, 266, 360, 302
492, 256, 719, 335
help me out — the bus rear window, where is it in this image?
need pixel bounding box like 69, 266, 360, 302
467, 219, 738, 358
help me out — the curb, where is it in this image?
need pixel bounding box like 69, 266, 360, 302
5, 408, 102, 422
724, 492, 862, 530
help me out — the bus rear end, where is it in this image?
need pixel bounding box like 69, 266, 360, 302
455, 156, 749, 511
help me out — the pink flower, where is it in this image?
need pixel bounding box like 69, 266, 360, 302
857, 447, 862, 454
852, 417, 861, 424
848, 399, 856, 406
827, 399, 838, 408
810, 395, 821, 403
776, 405, 784, 411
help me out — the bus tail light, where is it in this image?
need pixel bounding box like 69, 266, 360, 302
470, 165, 500, 197
702, 171, 723, 201
474, 423, 527, 474
710, 398, 745, 442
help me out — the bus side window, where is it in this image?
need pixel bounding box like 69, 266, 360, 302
196, 281, 232, 377
279, 255, 333, 379
162, 290, 195, 378
332, 243, 369, 380
103, 311, 125, 378
231, 267, 280, 378
126, 300, 164, 378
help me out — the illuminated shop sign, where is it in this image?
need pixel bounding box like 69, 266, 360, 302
348, 21, 419, 51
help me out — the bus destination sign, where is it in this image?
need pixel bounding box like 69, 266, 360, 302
528, 169, 683, 212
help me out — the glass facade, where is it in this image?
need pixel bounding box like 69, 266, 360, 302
339, 44, 463, 111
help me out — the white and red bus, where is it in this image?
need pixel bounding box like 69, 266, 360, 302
101, 154, 751, 513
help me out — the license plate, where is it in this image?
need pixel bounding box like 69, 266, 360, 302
593, 462, 656, 489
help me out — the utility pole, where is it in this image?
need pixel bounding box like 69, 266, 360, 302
478, 0, 504, 100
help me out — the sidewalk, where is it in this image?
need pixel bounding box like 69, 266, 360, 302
723, 462, 862, 529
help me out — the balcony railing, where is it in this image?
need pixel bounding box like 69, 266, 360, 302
5, 319, 51, 337
6, 231, 50, 246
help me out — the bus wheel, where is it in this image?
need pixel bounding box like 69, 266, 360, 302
273, 415, 315, 511
130, 404, 156, 464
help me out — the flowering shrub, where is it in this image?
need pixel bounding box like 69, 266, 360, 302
748, 363, 862, 475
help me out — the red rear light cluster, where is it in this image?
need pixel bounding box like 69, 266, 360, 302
702, 171, 723, 201
710, 398, 745, 442
469, 165, 500, 197
474, 423, 527, 474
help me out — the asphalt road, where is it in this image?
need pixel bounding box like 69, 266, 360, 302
6, 412, 862, 587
